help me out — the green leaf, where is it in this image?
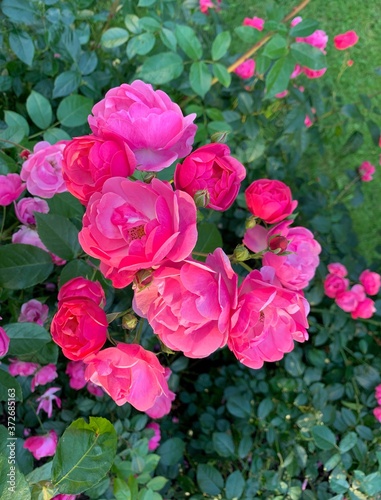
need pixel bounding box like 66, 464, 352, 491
139, 17, 161, 32
225, 470, 245, 500
263, 34, 288, 59
4, 111, 29, 137
342, 131, 364, 155
197, 464, 224, 496
26, 91, 53, 130
290, 19, 319, 37
0, 244, 53, 290
43, 128, 72, 144
140, 52, 183, 85
290, 42, 326, 70
101, 28, 129, 48
57, 95, 93, 127
47, 192, 84, 219
146, 477, 168, 491
312, 425, 337, 450
2, 0, 38, 25
339, 432, 357, 454
0, 451, 31, 500
126, 33, 155, 58
324, 453, 341, 472
160, 28, 177, 51
190, 62, 212, 98
212, 432, 235, 458
265, 56, 295, 99
211, 31, 231, 61
5, 323, 58, 364
175, 25, 202, 60
124, 14, 141, 34
367, 119, 380, 146
362, 472, 381, 496
213, 63, 232, 87
35, 213, 81, 261
78, 51, 98, 75
59, 260, 94, 287
0, 371, 23, 402
9, 31, 35, 66
138, 0, 156, 6
257, 398, 274, 419
52, 417, 117, 495
53, 71, 82, 98
193, 222, 222, 261
234, 26, 262, 45
157, 438, 185, 466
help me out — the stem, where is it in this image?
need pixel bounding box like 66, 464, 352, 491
0, 139, 25, 149
98, 0, 121, 42
329, 175, 360, 208
28, 121, 60, 140
237, 261, 253, 273
192, 251, 210, 257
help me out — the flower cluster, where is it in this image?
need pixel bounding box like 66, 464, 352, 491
373, 384, 381, 422
324, 263, 379, 319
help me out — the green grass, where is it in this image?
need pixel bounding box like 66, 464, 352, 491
223, 0, 381, 263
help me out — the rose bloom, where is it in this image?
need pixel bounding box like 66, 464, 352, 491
50, 298, 108, 361
291, 64, 303, 79
24, 430, 58, 460
335, 290, 359, 312
373, 407, 381, 423
324, 273, 349, 299
31, 364, 58, 391
12, 226, 66, 266
8, 358, 40, 377
304, 115, 313, 128
87, 381, 104, 397
18, 299, 49, 326
243, 16, 264, 31
359, 269, 381, 296
0, 173, 25, 206
79, 177, 198, 288
20, 141, 68, 198
199, 0, 221, 14
15, 197, 49, 225
146, 422, 161, 451
174, 143, 246, 211
351, 298, 376, 320
228, 267, 309, 369
375, 384, 381, 405
0, 326, 10, 357
133, 248, 238, 358
85, 343, 175, 416
303, 67, 327, 79
62, 133, 137, 205
88, 80, 197, 172
58, 277, 106, 307
234, 59, 255, 79
297, 30, 328, 52
291, 16, 302, 27
66, 360, 87, 390
358, 161, 375, 182
36, 387, 61, 418
276, 90, 289, 99
327, 262, 348, 278
334, 31, 359, 50
245, 179, 298, 224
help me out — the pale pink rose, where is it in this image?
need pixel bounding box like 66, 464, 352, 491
243, 17, 264, 31
275, 90, 289, 98
324, 274, 349, 299
0, 326, 10, 357
20, 141, 68, 198
36, 387, 61, 418
304, 115, 313, 128
12, 226, 66, 266
228, 267, 309, 369
18, 299, 49, 326
31, 364, 58, 392
88, 80, 197, 172
334, 31, 359, 50
87, 381, 104, 397
62, 133, 137, 205
146, 422, 161, 451
335, 290, 358, 312
0, 174, 25, 206
297, 30, 328, 52
85, 343, 175, 416
24, 430, 58, 460
359, 270, 381, 296
66, 361, 87, 390
15, 197, 49, 225
373, 407, 381, 422
375, 384, 381, 404
174, 143, 246, 211
358, 161, 376, 182
79, 177, 198, 288
351, 284, 366, 302
303, 67, 327, 79
291, 16, 302, 27
327, 262, 348, 277
234, 59, 255, 79
58, 277, 106, 307
351, 298, 376, 320
133, 248, 238, 358
8, 358, 40, 377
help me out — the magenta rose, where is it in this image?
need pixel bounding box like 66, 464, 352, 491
334, 31, 359, 50
62, 133, 137, 205
58, 277, 106, 307
0, 173, 25, 206
88, 80, 197, 172
24, 430, 58, 460
66, 361, 87, 390
245, 179, 298, 224
20, 141, 68, 198
31, 364, 58, 391
85, 343, 175, 415
8, 359, 40, 377
146, 422, 161, 451
358, 161, 376, 182
15, 197, 49, 225
228, 267, 309, 369
79, 177, 198, 288
359, 269, 381, 296
234, 59, 255, 79
174, 143, 246, 211
327, 262, 348, 278
0, 326, 10, 357
351, 298, 376, 320
243, 16, 264, 31
133, 248, 238, 358
297, 30, 328, 52
18, 299, 49, 326
324, 273, 349, 298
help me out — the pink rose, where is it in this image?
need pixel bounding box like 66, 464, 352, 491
335, 290, 358, 312
324, 274, 349, 299
0, 173, 25, 206
373, 407, 381, 423
290, 65, 303, 79
50, 298, 108, 361
52, 495, 77, 500
12, 226, 66, 266
85, 343, 175, 415
351, 284, 366, 302
234, 59, 255, 79
304, 115, 313, 128
87, 381, 104, 397
58, 277, 106, 307
24, 430, 58, 460
358, 161, 376, 182
303, 67, 327, 79
297, 30, 328, 52
20, 141, 68, 198
36, 387, 61, 418
245, 179, 298, 224
228, 267, 309, 369
8, 358, 40, 377
351, 298, 376, 320
174, 143, 246, 211
0, 326, 10, 357
276, 90, 289, 99
18, 299, 49, 326
327, 262, 348, 277
334, 31, 359, 50
79, 177, 198, 288
15, 197, 49, 225
62, 133, 137, 205
146, 422, 161, 451
88, 80, 197, 172
199, 0, 221, 14
291, 16, 302, 27
133, 248, 238, 358
31, 364, 58, 391
66, 361, 87, 390
243, 17, 264, 31
375, 384, 381, 404
359, 269, 381, 296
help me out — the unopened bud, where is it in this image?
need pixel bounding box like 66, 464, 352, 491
211, 131, 229, 144
245, 216, 257, 229
268, 235, 289, 253
143, 172, 156, 183
19, 149, 31, 160
194, 189, 210, 208
122, 313, 138, 330
134, 268, 153, 289
233, 244, 250, 262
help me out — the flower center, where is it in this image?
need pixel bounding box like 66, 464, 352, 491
128, 225, 146, 240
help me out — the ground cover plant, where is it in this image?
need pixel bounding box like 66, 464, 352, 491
0, 0, 380, 499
